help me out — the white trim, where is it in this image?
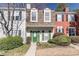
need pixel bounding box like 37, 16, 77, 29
44, 8, 51, 22
30, 8, 38, 22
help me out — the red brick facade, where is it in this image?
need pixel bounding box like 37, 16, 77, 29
53, 7, 79, 36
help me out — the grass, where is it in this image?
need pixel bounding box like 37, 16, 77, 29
0, 44, 30, 56
37, 42, 57, 49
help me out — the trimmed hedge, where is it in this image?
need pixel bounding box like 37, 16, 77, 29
48, 35, 71, 46
70, 36, 79, 43
53, 32, 64, 38
0, 36, 23, 50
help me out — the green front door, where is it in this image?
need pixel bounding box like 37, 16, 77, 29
32, 32, 39, 43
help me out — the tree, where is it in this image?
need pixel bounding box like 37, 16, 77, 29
74, 9, 79, 22
0, 3, 15, 36
0, 3, 26, 36
56, 3, 68, 11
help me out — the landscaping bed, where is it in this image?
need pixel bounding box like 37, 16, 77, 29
37, 42, 57, 49
0, 44, 30, 56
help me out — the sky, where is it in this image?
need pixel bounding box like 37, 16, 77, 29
0, 3, 79, 11
48, 3, 79, 11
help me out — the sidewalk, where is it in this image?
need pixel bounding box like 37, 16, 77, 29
25, 43, 37, 56
70, 44, 79, 50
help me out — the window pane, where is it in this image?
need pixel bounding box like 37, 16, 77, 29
57, 14, 62, 21
68, 14, 75, 21
69, 28, 76, 36
45, 12, 49, 21
32, 12, 36, 20
16, 16, 19, 20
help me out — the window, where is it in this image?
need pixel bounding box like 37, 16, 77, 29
44, 8, 51, 22
68, 14, 75, 22
14, 11, 22, 21
57, 14, 63, 21
69, 27, 76, 36
32, 12, 36, 21
31, 8, 38, 22
56, 26, 63, 33
16, 16, 19, 20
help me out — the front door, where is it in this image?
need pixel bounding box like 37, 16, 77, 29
31, 32, 38, 43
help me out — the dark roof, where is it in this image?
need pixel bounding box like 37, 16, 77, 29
0, 3, 48, 9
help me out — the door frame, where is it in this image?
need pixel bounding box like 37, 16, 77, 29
31, 31, 39, 43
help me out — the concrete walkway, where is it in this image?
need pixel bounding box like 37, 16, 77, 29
25, 43, 37, 56
70, 44, 79, 50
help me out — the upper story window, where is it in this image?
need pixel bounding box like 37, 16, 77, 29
57, 14, 63, 21
14, 11, 22, 21
30, 8, 38, 22
44, 8, 51, 22
68, 14, 75, 22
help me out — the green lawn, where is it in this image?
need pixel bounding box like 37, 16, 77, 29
0, 44, 30, 56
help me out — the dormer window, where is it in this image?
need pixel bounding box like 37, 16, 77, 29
30, 8, 38, 22
44, 8, 51, 22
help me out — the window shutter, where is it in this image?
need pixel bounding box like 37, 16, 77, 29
66, 14, 68, 21
19, 11, 22, 20
56, 14, 57, 21
62, 14, 64, 21
62, 28, 64, 33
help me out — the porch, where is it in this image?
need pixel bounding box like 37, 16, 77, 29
26, 27, 54, 42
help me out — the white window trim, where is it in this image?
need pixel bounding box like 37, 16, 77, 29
30, 8, 38, 22
44, 8, 51, 22
57, 14, 63, 22
68, 14, 75, 22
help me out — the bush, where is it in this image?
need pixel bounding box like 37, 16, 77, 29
48, 35, 71, 46
53, 32, 64, 38
0, 36, 23, 50
48, 39, 53, 43
70, 36, 79, 43
26, 37, 31, 44
37, 42, 56, 49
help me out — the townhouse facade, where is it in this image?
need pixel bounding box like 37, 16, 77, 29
0, 4, 79, 43
0, 8, 26, 43
26, 7, 79, 43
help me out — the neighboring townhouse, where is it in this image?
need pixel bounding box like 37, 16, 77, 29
0, 8, 26, 43
26, 8, 55, 42
54, 7, 79, 36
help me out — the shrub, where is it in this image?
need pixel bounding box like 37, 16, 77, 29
48, 35, 71, 46
37, 42, 56, 49
70, 36, 79, 43
53, 32, 64, 38
0, 36, 23, 50
48, 39, 54, 43
26, 37, 31, 44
